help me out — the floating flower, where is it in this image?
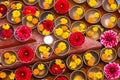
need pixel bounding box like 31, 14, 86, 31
42, 20, 54, 31
12, 10, 21, 18
9, 72, 15, 80
69, 32, 85, 46
0, 72, 7, 79
15, 66, 32, 80
55, 75, 68, 80
46, 14, 54, 20
1, 29, 13, 39
0, 4, 7, 17
54, 0, 69, 13
23, 6, 36, 16
100, 30, 118, 47
50, 64, 62, 74
104, 62, 120, 79
18, 46, 34, 62
15, 25, 32, 41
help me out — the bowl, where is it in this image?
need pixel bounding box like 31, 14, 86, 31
73, 0, 86, 4
87, 0, 102, 8
10, 1, 24, 10
23, 0, 38, 5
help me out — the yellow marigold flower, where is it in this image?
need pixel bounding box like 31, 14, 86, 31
1, 1, 9, 6
96, 71, 103, 79
88, 0, 97, 7
69, 61, 77, 69
38, 63, 45, 70
42, 29, 50, 35
45, 0, 53, 4
39, 46, 50, 52
75, 58, 81, 65
2, 24, 10, 30
75, 8, 83, 15
62, 32, 69, 39
94, 12, 99, 18
12, 10, 21, 18
0, 72, 7, 79
16, 3, 22, 9
55, 28, 63, 36
60, 18, 68, 24
73, 75, 83, 80
58, 42, 66, 51
93, 26, 98, 32
110, 16, 116, 22
55, 59, 62, 65
110, 3, 117, 10
35, 11, 40, 17
26, 15, 33, 22
28, 0, 35, 3
104, 49, 113, 56
8, 55, 16, 63
9, 72, 15, 80
46, 14, 54, 20
85, 53, 93, 60
79, 23, 86, 32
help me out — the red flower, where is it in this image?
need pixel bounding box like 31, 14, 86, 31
55, 76, 68, 80
43, 20, 54, 31
1, 29, 13, 38
50, 64, 62, 74
15, 66, 32, 80
54, 0, 70, 14
69, 32, 85, 46
18, 46, 34, 62
0, 4, 7, 15
23, 6, 36, 16
15, 25, 32, 41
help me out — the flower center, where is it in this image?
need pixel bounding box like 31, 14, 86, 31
106, 36, 112, 41
0, 8, 3, 11
110, 68, 115, 73
28, 10, 31, 13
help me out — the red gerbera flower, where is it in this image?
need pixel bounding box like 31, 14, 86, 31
0, 4, 7, 15
1, 29, 13, 38
23, 6, 36, 16
55, 76, 68, 80
69, 32, 85, 46
15, 25, 32, 41
15, 66, 32, 80
50, 64, 62, 74
54, 0, 70, 14
43, 20, 54, 31
18, 46, 34, 63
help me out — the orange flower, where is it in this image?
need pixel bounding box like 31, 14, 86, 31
43, 2, 50, 9
59, 64, 65, 69
108, 0, 114, 4
108, 22, 113, 28
72, 55, 77, 60
73, 14, 79, 20
101, 54, 107, 60
55, 48, 61, 54
61, 26, 68, 31
88, 72, 94, 78
14, 17, 21, 23
0, 13, 3, 17
88, 59, 95, 66
43, 54, 49, 58
72, 27, 79, 32
32, 18, 38, 24
88, 16, 94, 23
38, 24, 44, 31
33, 69, 39, 75
11, 4, 16, 9
4, 52, 11, 59
86, 31, 93, 37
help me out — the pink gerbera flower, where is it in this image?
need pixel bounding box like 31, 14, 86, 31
23, 6, 36, 16
104, 62, 120, 79
100, 30, 118, 47
54, 0, 70, 14
15, 66, 32, 80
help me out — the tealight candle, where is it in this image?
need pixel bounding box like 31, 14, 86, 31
43, 35, 53, 44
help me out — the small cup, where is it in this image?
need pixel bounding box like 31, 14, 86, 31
66, 54, 83, 70
87, 0, 102, 8
73, 0, 86, 4
54, 74, 69, 80
23, 0, 38, 5
0, 4, 8, 18
85, 9, 101, 24
70, 70, 87, 80
101, 13, 117, 28
83, 50, 100, 67
117, 18, 120, 29
39, 0, 55, 10
10, 1, 24, 10
100, 47, 117, 63
118, 47, 120, 58
69, 5, 85, 20
32, 62, 48, 78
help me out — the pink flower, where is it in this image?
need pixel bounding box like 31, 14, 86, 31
23, 6, 36, 16
1, 29, 13, 38
100, 30, 118, 47
104, 62, 120, 79
54, 0, 70, 14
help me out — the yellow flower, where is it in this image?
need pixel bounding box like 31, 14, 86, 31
79, 23, 86, 32
110, 3, 117, 10
94, 12, 99, 18
38, 63, 45, 70
75, 58, 81, 65
45, 0, 53, 4
60, 18, 68, 24
42, 29, 50, 35
58, 42, 66, 51
46, 14, 54, 20
104, 49, 113, 56
16, 3, 22, 9
55, 59, 62, 65
12, 10, 21, 18
39, 46, 50, 52
9, 72, 15, 80
73, 75, 83, 80
35, 11, 40, 17
26, 15, 33, 22
2, 24, 10, 30
110, 16, 116, 22
55, 28, 63, 36
88, 0, 97, 7
93, 26, 98, 32
28, 0, 35, 3
96, 71, 103, 79
75, 8, 83, 15
8, 55, 16, 63
85, 53, 93, 60
69, 61, 77, 69
1, 1, 9, 6
62, 32, 69, 39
